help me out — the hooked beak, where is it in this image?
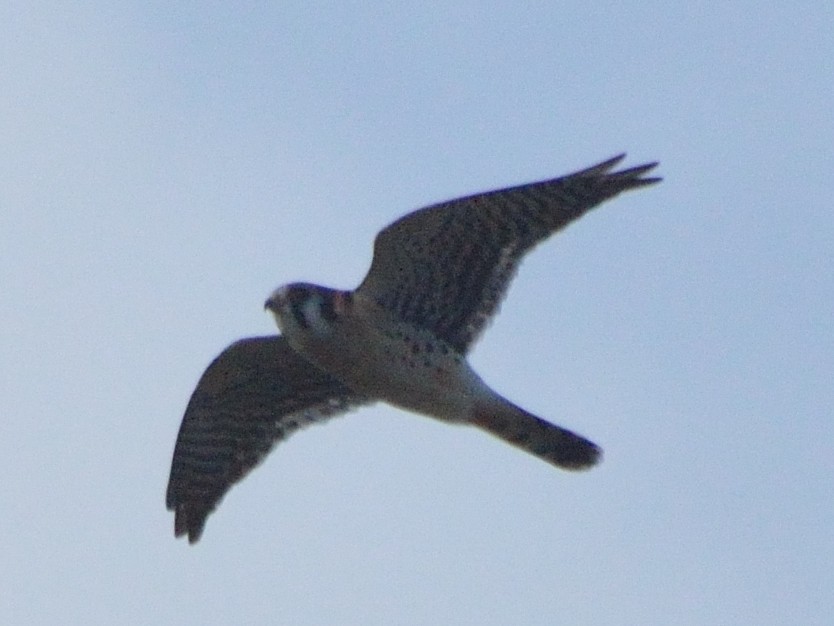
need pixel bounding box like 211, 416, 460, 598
264, 286, 287, 313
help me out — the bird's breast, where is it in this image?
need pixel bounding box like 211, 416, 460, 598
293, 295, 488, 422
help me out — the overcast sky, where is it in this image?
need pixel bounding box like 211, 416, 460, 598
2, 3, 833, 625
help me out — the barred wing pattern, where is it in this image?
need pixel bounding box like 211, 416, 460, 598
357, 155, 660, 354
166, 336, 369, 543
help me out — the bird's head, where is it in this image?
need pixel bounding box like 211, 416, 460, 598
264, 282, 342, 338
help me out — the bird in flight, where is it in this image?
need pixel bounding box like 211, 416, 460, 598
166, 154, 660, 543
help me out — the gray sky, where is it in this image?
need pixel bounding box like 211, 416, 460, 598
2, 3, 832, 624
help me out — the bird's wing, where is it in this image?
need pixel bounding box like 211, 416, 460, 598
165, 336, 370, 543
357, 155, 660, 354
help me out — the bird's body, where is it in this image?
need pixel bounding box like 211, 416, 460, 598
269, 285, 484, 422
166, 154, 661, 543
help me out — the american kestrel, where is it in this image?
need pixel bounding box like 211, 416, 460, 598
166, 154, 660, 543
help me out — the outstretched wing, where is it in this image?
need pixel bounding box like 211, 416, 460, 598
166, 336, 369, 543
357, 155, 660, 353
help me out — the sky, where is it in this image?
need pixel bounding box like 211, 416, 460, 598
2, 2, 833, 624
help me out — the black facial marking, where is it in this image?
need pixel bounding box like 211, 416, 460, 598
319, 292, 337, 323
288, 286, 310, 330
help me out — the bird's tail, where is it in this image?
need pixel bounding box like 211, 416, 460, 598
470, 399, 601, 470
